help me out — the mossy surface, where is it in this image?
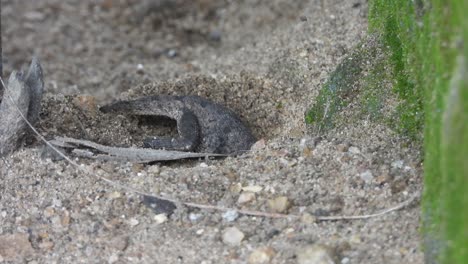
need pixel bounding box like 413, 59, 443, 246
368, 0, 467, 263
369, 1, 425, 139
303, 49, 363, 130
304, 36, 393, 133
306, 0, 467, 262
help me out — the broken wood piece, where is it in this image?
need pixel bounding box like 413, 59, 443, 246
0, 58, 44, 157
49, 136, 228, 163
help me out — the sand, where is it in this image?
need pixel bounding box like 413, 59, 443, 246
0, 1, 423, 263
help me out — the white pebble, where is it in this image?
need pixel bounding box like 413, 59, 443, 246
238, 192, 256, 204
189, 213, 203, 222
391, 160, 404, 169
128, 218, 139, 227
296, 244, 336, 264
153, 214, 168, 224
222, 227, 245, 246
242, 185, 263, 193
348, 146, 360, 154
359, 170, 374, 183
222, 210, 239, 222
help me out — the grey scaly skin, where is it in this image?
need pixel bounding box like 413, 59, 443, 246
0, 58, 44, 157
100, 95, 257, 154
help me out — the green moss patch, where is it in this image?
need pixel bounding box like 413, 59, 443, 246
306, 0, 467, 261
305, 36, 397, 134
304, 46, 364, 130
368, 0, 467, 263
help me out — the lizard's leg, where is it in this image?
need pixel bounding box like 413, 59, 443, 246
143, 108, 200, 151
200, 133, 223, 154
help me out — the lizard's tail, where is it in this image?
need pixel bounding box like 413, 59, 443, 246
100, 97, 158, 115
100, 100, 135, 114
100, 96, 177, 117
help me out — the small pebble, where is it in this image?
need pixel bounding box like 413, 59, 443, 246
132, 163, 144, 173
153, 214, 168, 224
128, 218, 139, 227
61, 211, 71, 227
348, 146, 360, 154
44, 207, 55, 217
349, 235, 362, 245
222, 210, 239, 222
302, 146, 313, 157
375, 173, 390, 185
0, 233, 35, 261
359, 170, 374, 184
52, 198, 62, 208
296, 244, 337, 264
108, 254, 119, 264
230, 183, 243, 193
251, 139, 266, 150
106, 191, 122, 199
222, 227, 244, 246
242, 185, 263, 193
248, 247, 276, 264
267, 196, 291, 213
391, 178, 408, 194
136, 63, 145, 74
238, 192, 256, 204
189, 213, 203, 222
209, 30, 222, 42
167, 49, 177, 58
108, 237, 129, 251
300, 213, 317, 224
336, 144, 349, 152
72, 95, 98, 116
391, 160, 404, 169
148, 165, 160, 175
38, 241, 54, 251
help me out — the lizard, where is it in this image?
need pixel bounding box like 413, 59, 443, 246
100, 95, 257, 155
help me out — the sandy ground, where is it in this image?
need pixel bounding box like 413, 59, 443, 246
0, 0, 423, 263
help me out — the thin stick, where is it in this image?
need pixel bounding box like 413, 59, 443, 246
315, 193, 419, 221
0, 77, 419, 221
